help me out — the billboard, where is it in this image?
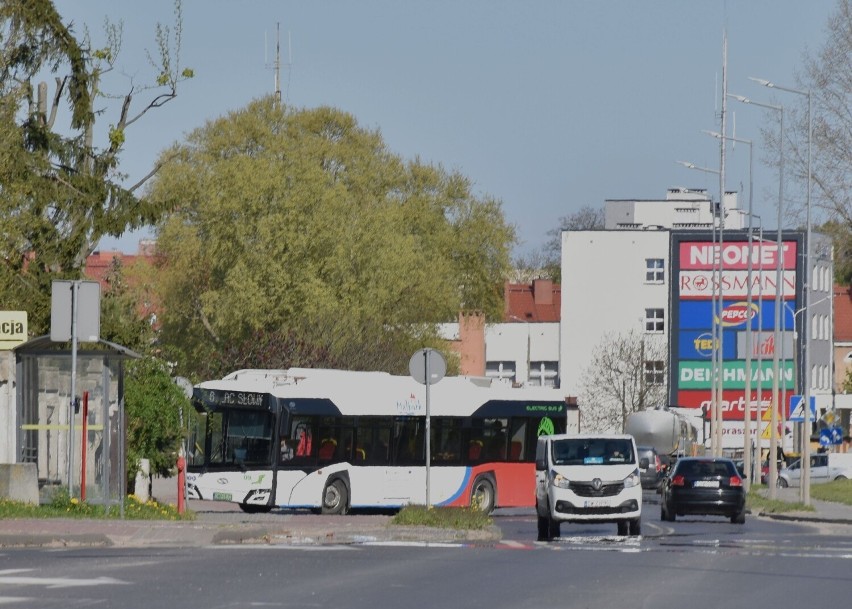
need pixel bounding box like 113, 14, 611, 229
669, 233, 803, 422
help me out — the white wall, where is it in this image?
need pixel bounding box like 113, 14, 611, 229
560, 230, 670, 397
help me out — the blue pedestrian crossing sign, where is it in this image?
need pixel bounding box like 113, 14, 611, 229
788, 395, 816, 422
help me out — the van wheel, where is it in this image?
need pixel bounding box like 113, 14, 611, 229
617, 521, 629, 536
547, 516, 560, 540
537, 514, 549, 541
321, 479, 349, 515
629, 518, 641, 536
470, 477, 495, 514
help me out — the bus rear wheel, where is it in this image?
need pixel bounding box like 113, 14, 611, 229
470, 477, 495, 514
321, 479, 349, 515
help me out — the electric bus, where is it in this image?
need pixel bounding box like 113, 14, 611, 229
186, 367, 570, 514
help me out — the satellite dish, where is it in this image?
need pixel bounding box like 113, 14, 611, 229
174, 376, 194, 399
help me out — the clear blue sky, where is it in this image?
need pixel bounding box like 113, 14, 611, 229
53, 0, 836, 257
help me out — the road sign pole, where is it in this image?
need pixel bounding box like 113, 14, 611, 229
424, 351, 431, 510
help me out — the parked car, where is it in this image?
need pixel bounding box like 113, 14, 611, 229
660, 457, 746, 524
637, 445, 664, 490
778, 453, 852, 487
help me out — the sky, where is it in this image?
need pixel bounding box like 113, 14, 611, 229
51, 0, 838, 258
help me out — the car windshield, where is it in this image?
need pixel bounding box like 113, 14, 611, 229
551, 438, 633, 465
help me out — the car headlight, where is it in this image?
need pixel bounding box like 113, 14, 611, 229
550, 470, 571, 489
623, 469, 641, 488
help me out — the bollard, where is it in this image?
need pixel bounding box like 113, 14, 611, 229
135, 458, 150, 502
177, 455, 186, 514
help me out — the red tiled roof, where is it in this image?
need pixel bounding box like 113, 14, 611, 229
835, 284, 852, 341
503, 279, 561, 323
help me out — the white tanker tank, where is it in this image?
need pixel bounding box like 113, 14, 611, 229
625, 409, 699, 458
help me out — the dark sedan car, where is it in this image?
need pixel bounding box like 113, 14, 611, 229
660, 457, 746, 524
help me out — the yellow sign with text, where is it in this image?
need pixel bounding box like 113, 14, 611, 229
0, 311, 27, 350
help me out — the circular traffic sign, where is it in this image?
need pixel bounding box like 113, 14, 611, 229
408, 348, 447, 385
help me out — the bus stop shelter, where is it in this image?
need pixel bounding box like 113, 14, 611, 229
12, 335, 140, 505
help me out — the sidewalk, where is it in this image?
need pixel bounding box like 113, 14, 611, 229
0, 477, 501, 548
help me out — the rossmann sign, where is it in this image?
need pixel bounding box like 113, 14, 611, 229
669, 233, 803, 422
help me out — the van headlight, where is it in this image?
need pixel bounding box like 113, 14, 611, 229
623, 469, 641, 488
550, 470, 571, 489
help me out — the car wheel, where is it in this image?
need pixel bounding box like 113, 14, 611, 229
731, 509, 746, 524
629, 518, 641, 536
835, 475, 847, 481
617, 521, 629, 536
777, 477, 789, 488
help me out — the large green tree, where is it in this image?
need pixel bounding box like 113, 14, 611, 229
149, 98, 515, 377
0, 0, 191, 336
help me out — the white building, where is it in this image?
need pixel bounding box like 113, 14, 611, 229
560, 188, 833, 453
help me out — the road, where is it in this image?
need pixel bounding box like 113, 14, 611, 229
2, 494, 850, 608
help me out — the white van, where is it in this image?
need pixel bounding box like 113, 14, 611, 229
534, 434, 643, 540
778, 452, 852, 487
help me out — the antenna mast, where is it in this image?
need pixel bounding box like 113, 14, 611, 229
274, 22, 281, 105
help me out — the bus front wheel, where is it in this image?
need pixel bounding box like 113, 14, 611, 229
470, 477, 495, 514
321, 479, 349, 515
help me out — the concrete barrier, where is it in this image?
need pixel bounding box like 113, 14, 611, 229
0, 463, 39, 505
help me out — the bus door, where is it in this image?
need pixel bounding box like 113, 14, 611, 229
386, 417, 425, 504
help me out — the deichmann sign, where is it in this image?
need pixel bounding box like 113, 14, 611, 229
678, 360, 795, 389
0, 311, 27, 350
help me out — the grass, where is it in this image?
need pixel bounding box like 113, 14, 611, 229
0, 488, 195, 521
810, 478, 852, 505
391, 505, 492, 529
747, 487, 815, 514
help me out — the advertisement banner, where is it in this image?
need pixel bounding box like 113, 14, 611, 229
677, 389, 784, 421
678, 329, 738, 360
678, 300, 794, 330
678, 360, 795, 390
679, 241, 797, 271
678, 269, 796, 300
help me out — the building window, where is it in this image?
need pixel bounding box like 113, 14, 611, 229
529, 361, 559, 387
645, 258, 664, 283
644, 308, 664, 333
644, 361, 665, 386
486, 361, 516, 383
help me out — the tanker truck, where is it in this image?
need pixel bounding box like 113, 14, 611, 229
625, 408, 700, 461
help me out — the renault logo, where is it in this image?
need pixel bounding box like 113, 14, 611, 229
592, 478, 602, 491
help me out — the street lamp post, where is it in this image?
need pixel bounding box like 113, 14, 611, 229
750, 77, 813, 504
677, 160, 724, 456
705, 130, 755, 488
728, 92, 784, 498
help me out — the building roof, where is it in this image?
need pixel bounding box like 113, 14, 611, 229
503, 279, 561, 323
835, 284, 852, 342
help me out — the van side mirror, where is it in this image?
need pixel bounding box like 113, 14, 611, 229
535, 458, 547, 471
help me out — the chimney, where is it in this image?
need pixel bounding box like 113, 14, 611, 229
458, 310, 485, 376
532, 279, 553, 306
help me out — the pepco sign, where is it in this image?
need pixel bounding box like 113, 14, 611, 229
716, 302, 759, 327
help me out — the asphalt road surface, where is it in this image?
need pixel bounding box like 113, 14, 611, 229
2, 501, 850, 608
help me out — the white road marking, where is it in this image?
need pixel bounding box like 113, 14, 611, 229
0, 569, 127, 589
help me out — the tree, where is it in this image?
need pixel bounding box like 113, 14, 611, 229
577, 330, 667, 433
0, 0, 192, 336
517, 205, 605, 283
148, 98, 515, 378
767, 0, 852, 283
123, 356, 187, 490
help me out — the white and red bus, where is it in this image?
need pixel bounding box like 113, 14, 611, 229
186, 368, 571, 514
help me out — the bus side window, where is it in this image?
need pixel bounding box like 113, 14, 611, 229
318, 438, 337, 461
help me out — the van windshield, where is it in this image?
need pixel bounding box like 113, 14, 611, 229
551, 438, 634, 466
